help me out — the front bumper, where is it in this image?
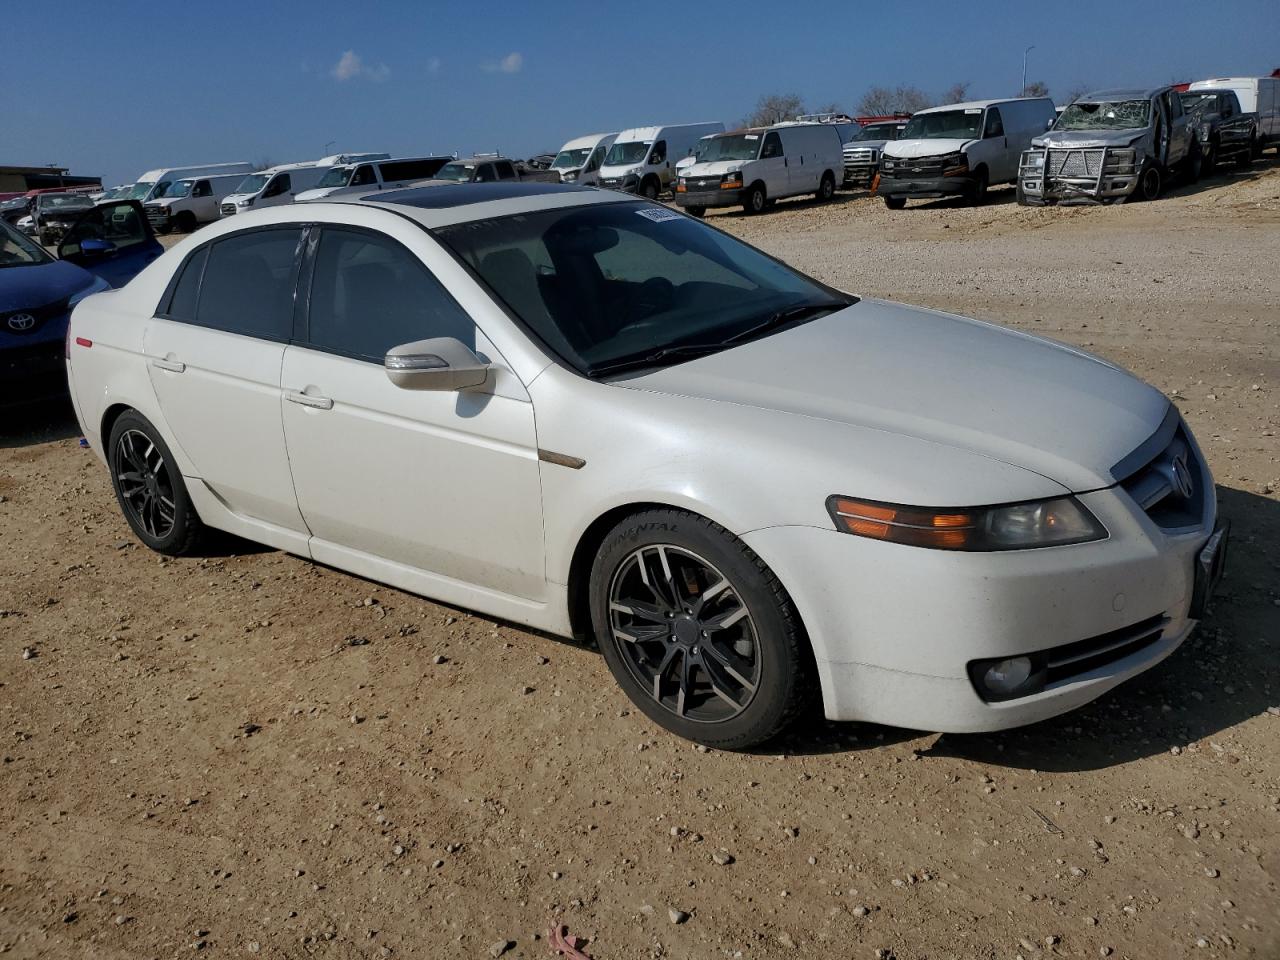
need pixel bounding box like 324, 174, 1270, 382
674, 187, 742, 209
1, 339, 68, 406
742, 480, 1219, 733
597, 176, 639, 194
877, 174, 974, 199
1019, 147, 1140, 203
145, 206, 174, 230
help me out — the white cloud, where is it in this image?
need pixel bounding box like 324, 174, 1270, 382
427, 56, 442, 75
482, 51, 523, 74
331, 50, 390, 82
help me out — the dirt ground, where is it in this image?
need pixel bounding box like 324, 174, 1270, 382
2, 162, 1278, 960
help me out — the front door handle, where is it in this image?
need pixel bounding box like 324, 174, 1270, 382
285, 390, 333, 410
151, 357, 185, 373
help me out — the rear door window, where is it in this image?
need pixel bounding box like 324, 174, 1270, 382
195, 228, 303, 340
494, 161, 517, 180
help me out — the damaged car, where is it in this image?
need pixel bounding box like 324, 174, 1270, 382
1018, 86, 1200, 205
1179, 89, 1258, 173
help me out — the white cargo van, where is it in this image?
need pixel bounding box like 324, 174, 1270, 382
220, 161, 334, 217
879, 97, 1057, 208
675, 123, 844, 216
295, 156, 454, 201
597, 122, 725, 198
123, 163, 254, 205
314, 152, 391, 167
1188, 77, 1280, 151
551, 133, 618, 185
142, 173, 253, 233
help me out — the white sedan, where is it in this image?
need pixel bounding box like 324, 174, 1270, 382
65, 183, 1227, 748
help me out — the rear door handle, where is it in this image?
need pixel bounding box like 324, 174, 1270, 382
285, 390, 333, 410
151, 357, 185, 373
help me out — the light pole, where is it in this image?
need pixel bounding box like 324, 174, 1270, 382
323, 140, 335, 155
1021, 45, 1035, 96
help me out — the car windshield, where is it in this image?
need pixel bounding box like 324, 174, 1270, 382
552, 148, 592, 169
43, 194, 93, 210
697, 134, 761, 162
0, 219, 54, 267
126, 182, 156, 200
901, 110, 983, 140
155, 180, 192, 199
852, 123, 900, 141
604, 141, 650, 166
1056, 99, 1151, 130
434, 162, 476, 182
235, 173, 270, 194
316, 166, 353, 188
436, 201, 852, 376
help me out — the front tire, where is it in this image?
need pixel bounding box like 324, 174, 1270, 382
639, 177, 660, 201
1129, 161, 1162, 202
883, 195, 906, 210
684, 205, 706, 219
968, 166, 989, 206
743, 183, 767, 215
108, 410, 204, 555
589, 509, 813, 749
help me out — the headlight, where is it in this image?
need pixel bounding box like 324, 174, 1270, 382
238, 197, 253, 207
1027, 152, 1045, 169
720, 171, 743, 189
881, 158, 896, 171
562, 170, 577, 181
941, 152, 969, 176
826, 495, 1106, 551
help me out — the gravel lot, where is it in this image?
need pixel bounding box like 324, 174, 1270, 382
2, 163, 1278, 960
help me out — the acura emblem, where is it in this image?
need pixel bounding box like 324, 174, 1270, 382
1169, 452, 1194, 499
6, 313, 35, 332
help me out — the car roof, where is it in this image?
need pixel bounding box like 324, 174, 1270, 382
341, 181, 633, 227
1081, 87, 1167, 101
916, 98, 1030, 113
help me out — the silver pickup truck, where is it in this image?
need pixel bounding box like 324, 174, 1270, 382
1018, 86, 1200, 204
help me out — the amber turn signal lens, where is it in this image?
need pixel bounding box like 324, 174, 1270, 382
827, 497, 979, 550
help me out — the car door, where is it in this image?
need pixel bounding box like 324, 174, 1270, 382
1164, 91, 1191, 165
262, 173, 292, 206
143, 226, 310, 539
981, 107, 1011, 181
758, 132, 789, 196
279, 224, 545, 600
57, 200, 163, 288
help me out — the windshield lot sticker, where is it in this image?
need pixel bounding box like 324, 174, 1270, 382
636, 207, 683, 223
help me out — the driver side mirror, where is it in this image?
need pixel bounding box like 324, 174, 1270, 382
385, 337, 489, 391
79, 238, 117, 257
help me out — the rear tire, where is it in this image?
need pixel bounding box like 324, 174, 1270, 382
883, 195, 906, 210
815, 172, 836, 202
640, 178, 660, 201
684, 206, 706, 219
743, 183, 767, 215
588, 508, 814, 749
107, 410, 204, 556
1237, 137, 1256, 167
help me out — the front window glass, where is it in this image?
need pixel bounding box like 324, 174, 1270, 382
552, 148, 592, 169
126, 182, 156, 200
436, 202, 848, 376
1056, 99, 1151, 131
316, 166, 354, 188
196, 228, 301, 340
435, 162, 477, 182
901, 110, 984, 140
235, 174, 270, 195
697, 134, 761, 162
0, 220, 54, 267
604, 141, 651, 166
852, 123, 898, 141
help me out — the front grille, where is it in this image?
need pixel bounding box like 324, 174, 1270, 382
2, 296, 70, 336
885, 157, 944, 178
1118, 422, 1208, 530
1047, 148, 1106, 178
145, 207, 169, 223
843, 147, 877, 163
1044, 614, 1168, 685
684, 177, 722, 191
220, 203, 237, 216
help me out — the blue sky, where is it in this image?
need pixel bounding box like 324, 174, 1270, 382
6, 0, 1278, 186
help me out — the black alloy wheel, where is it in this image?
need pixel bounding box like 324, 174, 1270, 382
108, 410, 204, 555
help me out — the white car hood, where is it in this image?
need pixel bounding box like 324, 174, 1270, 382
884, 138, 972, 159
622, 299, 1168, 493
682, 160, 747, 177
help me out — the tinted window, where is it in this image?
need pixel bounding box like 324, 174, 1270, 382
351, 165, 376, 186
307, 227, 474, 361
761, 133, 784, 158
380, 159, 448, 181
475, 164, 497, 183
495, 161, 517, 180
165, 246, 208, 320
264, 174, 290, 197
196, 228, 301, 340
983, 108, 1004, 138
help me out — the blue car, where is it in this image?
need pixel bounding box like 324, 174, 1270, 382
1, 200, 162, 406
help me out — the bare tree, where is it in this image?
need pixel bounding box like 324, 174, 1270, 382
743, 93, 806, 127
1063, 83, 1090, 104
253, 156, 274, 171
941, 82, 970, 104
856, 84, 933, 116
1019, 80, 1050, 98
813, 101, 846, 117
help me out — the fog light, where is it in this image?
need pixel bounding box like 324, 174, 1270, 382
968, 653, 1048, 702
984, 657, 1032, 694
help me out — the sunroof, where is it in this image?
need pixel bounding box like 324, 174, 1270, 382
363, 181, 598, 209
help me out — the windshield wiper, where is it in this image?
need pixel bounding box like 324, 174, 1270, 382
586, 342, 730, 378
723, 298, 853, 345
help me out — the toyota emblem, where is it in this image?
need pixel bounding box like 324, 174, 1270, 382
1169, 452, 1194, 499
6, 313, 36, 332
